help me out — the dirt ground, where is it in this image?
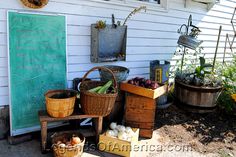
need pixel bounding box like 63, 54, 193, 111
155, 104, 236, 157
0, 104, 236, 157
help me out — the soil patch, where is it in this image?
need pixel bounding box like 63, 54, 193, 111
155, 104, 236, 156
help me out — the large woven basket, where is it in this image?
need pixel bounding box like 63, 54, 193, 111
45, 90, 77, 118
52, 131, 85, 157
80, 66, 118, 116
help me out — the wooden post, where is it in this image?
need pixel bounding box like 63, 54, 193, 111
212, 25, 222, 72
94, 116, 103, 143
40, 121, 48, 153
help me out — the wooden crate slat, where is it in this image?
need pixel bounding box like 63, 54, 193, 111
120, 82, 167, 99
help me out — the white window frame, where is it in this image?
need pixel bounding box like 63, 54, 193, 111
88, 0, 169, 12
125, 0, 169, 10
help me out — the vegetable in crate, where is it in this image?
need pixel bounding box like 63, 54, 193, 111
105, 122, 135, 141
128, 77, 160, 89
55, 135, 82, 147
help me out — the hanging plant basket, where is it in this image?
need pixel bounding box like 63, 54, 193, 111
20, 0, 48, 9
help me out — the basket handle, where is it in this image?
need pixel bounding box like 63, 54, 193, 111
81, 66, 118, 90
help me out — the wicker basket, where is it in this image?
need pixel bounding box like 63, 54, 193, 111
80, 67, 118, 116
52, 131, 85, 157
45, 90, 77, 118
20, 0, 48, 9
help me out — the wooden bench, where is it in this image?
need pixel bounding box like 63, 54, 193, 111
38, 110, 103, 153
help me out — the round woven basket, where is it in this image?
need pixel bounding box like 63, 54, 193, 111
20, 0, 48, 9
80, 66, 118, 117
45, 90, 77, 118
52, 131, 85, 157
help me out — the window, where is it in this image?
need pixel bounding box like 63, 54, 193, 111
90, 0, 168, 11
138, 0, 160, 4
125, 0, 169, 10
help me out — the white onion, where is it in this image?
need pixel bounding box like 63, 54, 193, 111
106, 130, 115, 137
117, 125, 126, 132
118, 132, 128, 140
113, 129, 118, 137
116, 125, 121, 131
110, 122, 117, 130
125, 126, 132, 133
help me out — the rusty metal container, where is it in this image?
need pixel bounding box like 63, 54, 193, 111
91, 24, 127, 62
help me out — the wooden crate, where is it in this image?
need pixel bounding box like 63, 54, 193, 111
125, 109, 155, 123
125, 121, 154, 130
120, 82, 167, 99
124, 94, 156, 138
99, 128, 139, 157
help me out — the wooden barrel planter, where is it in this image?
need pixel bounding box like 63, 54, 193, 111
174, 80, 222, 108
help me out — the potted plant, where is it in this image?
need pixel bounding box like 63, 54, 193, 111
174, 56, 222, 108
172, 15, 223, 109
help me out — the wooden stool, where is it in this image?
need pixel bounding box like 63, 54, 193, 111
38, 110, 103, 153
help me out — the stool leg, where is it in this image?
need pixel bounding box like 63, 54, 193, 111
94, 117, 103, 143
40, 121, 48, 153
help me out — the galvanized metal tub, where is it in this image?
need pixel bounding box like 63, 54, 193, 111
174, 80, 222, 108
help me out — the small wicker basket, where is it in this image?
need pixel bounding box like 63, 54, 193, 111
80, 66, 118, 116
52, 131, 85, 157
45, 90, 77, 118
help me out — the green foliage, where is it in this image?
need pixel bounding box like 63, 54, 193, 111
174, 55, 219, 86
217, 55, 236, 112
221, 55, 236, 94
195, 57, 213, 79
218, 90, 235, 112
95, 20, 106, 29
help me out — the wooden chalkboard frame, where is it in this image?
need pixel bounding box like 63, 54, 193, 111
7, 11, 68, 136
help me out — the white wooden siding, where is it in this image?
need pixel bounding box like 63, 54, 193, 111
0, 0, 235, 106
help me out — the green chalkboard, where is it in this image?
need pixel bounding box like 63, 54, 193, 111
8, 12, 67, 136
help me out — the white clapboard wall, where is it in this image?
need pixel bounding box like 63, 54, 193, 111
0, 0, 235, 106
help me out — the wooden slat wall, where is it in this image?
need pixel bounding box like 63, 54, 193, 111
0, 0, 235, 106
